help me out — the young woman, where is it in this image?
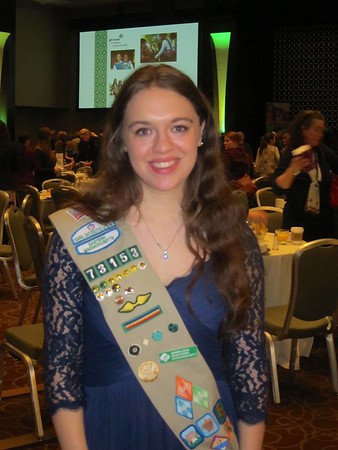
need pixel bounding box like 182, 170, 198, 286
43, 65, 268, 450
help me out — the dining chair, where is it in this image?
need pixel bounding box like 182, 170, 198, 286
0, 190, 18, 299
16, 184, 41, 224
4, 207, 40, 325
41, 178, 71, 190
59, 171, 76, 185
24, 215, 47, 291
0, 322, 45, 440
253, 175, 272, 190
249, 206, 283, 233
17, 184, 55, 239
255, 187, 278, 207
50, 185, 79, 210
264, 238, 338, 405
0, 214, 47, 441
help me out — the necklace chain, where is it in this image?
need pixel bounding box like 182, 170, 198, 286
140, 214, 182, 260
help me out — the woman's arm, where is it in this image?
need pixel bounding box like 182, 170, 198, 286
275, 154, 310, 189
238, 421, 266, 450
225, 229, 269, 447
52, 409, 88, 450
43, 233, 88, 447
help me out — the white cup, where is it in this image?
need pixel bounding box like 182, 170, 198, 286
291, 226, 304, 244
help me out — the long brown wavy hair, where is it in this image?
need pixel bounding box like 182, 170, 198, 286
72, 64, 251, 335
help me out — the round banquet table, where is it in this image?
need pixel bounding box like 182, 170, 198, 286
262, 232, 314, 369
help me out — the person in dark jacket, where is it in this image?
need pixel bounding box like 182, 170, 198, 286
76, 128, 100, 174
15, 130, 35, 187
33, 127, 61, 190
273, 110, 338, 241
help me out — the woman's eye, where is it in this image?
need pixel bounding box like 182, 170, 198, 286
173, 125, 188, 133
135, 128, 150, 136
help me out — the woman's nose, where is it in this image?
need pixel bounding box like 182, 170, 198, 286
154, 131, 172, 153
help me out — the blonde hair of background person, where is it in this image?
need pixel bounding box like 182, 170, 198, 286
43, 64, 268, 450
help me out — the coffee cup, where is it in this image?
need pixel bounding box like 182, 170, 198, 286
291, 226, 304, 244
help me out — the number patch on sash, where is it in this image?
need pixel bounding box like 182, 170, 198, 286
84, 245, 142, 281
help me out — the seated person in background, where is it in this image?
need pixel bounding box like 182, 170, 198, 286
75, 128, 100, 175
15, 130, 35, 187
33, 126, 63, 190
223, 131, 255, 180
223, 131, 256, 206
255, 132, 280, 179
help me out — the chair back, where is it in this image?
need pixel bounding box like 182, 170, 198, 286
250, 206, 283, 233
253, 176, 272, 189
4, 207, 34, 275
59, 172, 76, 185
21, 194, 33, 216
51, 186, 79, 210
283, 239, 338, 332
256, 187, 278, 207
23, 216, 46, 289
0, 190, 10, 243
42, 178, 71, 190
16, 185, 41, 221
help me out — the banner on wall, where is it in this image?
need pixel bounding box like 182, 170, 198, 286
266, 102, 290, 132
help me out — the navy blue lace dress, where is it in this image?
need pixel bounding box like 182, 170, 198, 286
43, 229, 268, 450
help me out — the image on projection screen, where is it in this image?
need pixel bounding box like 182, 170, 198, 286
79, 23, 198, 108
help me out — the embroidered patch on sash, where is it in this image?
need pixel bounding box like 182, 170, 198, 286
193, 384, 209, 409
196, 413, 219, 438
72, 221, 120, 254
180, 425, 204, 449
84, 246, 142, 282
122, 305, 162, 332
213, 399, 227, 424
175, 396, 193, 419
211, 435, 229, 449
176, 376, 193, 401
159, 346, 198, 364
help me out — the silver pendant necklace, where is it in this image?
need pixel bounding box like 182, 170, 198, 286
140, 214, 183, 260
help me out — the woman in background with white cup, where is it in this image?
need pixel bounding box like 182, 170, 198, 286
273, 110, 338, 241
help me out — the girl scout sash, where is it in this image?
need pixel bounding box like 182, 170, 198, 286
50, 208, 239, 450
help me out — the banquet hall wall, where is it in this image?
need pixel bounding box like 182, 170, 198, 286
2, 0, 338, 149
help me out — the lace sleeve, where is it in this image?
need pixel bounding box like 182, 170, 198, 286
226, 228, 269, 424
42, 232, 87, 415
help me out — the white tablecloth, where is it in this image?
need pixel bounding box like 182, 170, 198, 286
262, 233, 313, 369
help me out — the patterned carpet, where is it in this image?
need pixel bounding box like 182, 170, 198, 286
0, 271, 337, 450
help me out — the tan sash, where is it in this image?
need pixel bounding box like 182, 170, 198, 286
50, 208, 239, 450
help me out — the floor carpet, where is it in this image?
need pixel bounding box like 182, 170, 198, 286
0, 271, 337, 450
